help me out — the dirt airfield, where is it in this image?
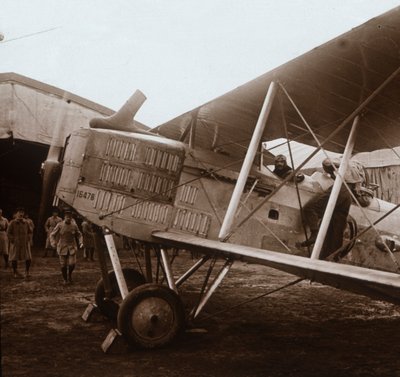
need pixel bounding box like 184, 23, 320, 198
1, 247, 400, 377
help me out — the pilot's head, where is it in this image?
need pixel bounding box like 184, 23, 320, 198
274, 154, 287, 170
322, 157, 340, 175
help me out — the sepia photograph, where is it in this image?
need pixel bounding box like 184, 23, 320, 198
1, 1, 400, 376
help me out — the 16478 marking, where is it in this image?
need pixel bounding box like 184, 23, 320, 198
76, 190, 95, 201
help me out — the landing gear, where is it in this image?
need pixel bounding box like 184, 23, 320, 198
95, 268, 146, 319
117, 283, 185, 349
337, 214, 358, 260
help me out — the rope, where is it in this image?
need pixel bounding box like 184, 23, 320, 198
197, 277, 304, 322
278, 90, 310, 247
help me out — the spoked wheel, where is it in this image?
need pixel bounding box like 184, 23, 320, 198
95, 268, 146, 319
117, 283, 185, 349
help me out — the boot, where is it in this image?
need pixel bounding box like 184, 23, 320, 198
3, 254, 8, 269
300, 230, 318, 247
61, 266, 68, 284
68, 264, 75, 283
25, 260, 31, 279
12, 261, 19, 278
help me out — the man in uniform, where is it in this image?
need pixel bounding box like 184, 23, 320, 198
0, 209, 9, 269
51, 210, 82, 284
7, 207, 32, 278
44, 209, 62, 257
81, 219, 95, 261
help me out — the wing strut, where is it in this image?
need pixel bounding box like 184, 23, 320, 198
218, 81, 278, 240
311, 115, 359, 260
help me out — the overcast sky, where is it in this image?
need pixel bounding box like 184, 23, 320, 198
1, 1, 399, 127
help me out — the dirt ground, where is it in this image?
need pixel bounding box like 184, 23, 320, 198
1, 247, 400, 377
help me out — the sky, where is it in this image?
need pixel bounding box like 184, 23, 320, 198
1, 0, 399, 128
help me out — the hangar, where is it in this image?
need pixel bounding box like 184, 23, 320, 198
0, 73, 116, 241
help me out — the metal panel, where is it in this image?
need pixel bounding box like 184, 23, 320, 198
144, 147, 181, 172
179, 185, 199, 205
136, 172, 175, 199
95, 190, 126, 213
99, 162, 132, 188
131, 201, 170, 224
172, 209, 211, 237
105, 138, 137, 161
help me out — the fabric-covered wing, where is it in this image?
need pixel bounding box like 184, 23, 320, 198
155, 8, 400, 160
153, 231, 400, 305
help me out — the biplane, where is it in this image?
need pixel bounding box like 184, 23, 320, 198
42, 7, 400, 349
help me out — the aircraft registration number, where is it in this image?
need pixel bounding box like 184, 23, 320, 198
76, 190, 96, 201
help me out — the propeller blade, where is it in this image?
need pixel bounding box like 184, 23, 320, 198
37, 93, 69, 242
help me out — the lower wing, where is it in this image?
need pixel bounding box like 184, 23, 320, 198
152, 231, 400, 305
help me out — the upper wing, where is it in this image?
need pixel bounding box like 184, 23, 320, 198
153, 231, 400, 305
155, 8, 400, 159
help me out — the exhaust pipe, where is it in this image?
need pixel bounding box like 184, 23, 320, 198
89, 90, 147, 132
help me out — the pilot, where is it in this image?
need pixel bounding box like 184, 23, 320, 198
273, 154, 305, 183
300, 158, 352, 259
273, 155, 293, 179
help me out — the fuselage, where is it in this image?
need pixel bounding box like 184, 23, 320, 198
55, 128, 400, 273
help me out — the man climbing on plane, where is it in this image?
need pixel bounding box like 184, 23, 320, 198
300, 158, 352, 260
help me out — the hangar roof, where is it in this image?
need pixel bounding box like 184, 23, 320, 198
0, 72, 147, 146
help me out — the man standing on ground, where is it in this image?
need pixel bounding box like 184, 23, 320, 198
44, 209, 62, 257
0, 209, 9, 269
51, 210, 82, 284
81, 219, 95, 261
7, 207, 32, 278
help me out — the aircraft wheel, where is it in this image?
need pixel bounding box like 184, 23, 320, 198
95, 268, 146, 319
117, 283, 185, 349
339, 215, 358, 259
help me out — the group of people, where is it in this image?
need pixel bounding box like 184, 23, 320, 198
0, 207, 96, 284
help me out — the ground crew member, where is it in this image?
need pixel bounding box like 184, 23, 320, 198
51, 210, 82, 284
300, 158, 352, 259
7, 207, 32, 278
0, 209, 9, 269
81, 220, 95, 261
44, 209, 62, 257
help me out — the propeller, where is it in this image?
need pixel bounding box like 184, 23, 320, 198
37, 94, 68, 242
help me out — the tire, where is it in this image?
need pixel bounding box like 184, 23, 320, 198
338, 215, 358, 259
117, 283, 185, 349
95, 268, 146, 319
